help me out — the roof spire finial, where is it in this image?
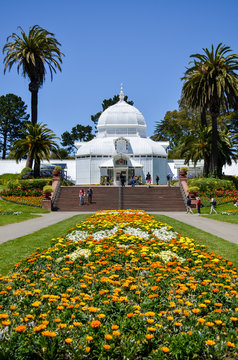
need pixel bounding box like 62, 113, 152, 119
119, 83, 124, 101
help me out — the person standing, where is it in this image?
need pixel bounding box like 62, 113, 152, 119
156, 175, 159, 185
79, 188, 85, 206
210, 196, 217, 214
120, 172, 125, 186
186, 195, 193, 214
146, 172, 151, 187
196, 196, 201, 214
167, 174, 171, 187
131, 176, 135, 187
87, 188, 93, 204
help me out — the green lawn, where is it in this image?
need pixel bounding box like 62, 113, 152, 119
0, 197, 49, 225
0, 214, 90, 276
153, 214, 238, 268
193, 201, 238, 224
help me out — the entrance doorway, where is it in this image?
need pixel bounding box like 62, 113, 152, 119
115, 169, 127, 185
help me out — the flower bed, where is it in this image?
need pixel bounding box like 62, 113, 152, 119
197, 190, 238, 207
1, 188, 43, 197
1, 195, 43, 207
0, 210, 237, 359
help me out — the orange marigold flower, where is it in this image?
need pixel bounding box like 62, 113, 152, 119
161, 346, 170, 353
215, 320, 222, 325
113, 330, 120, 336
105, 334, 113, 340
65, 338, 73, 344
103, 344, 110, 350
145, 334, 154, 340
98, 314, 106, 319
15, 325, 27, 332
91, 320, 101, 328
227, 341, 235, 348
42, 331, 57, 337
86, 335, 93, 342
85, 347, 91, 352
111, 324, 119, 330
206, 322, 214, 327
230, 317, 237, 322
206, 340, 215, 346
127, 313, 134, 318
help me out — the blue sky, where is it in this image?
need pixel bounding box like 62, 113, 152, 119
1, 0, 238, 141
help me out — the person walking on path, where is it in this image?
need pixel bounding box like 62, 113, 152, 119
87, 188, 93, 204
167, 174, 171, 187
156, 175, 159, 185
146, 172, 151, 187
196, 196, 201, 214
210, 196, 217, 214
79, 188, 85, 206
186, 195, 193, 214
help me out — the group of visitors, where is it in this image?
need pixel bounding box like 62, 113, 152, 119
79, 188, 93, 206
186, 195, 218, 214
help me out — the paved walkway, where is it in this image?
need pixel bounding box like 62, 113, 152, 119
0, 211, 238, 246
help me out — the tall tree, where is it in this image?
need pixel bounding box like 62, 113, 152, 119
11, 123, 59, 177
91, 94, 134, 129
0, 94, 29, 159
61, 124, 94, 154
182, 43, 238, 176
3, 25, 64, 167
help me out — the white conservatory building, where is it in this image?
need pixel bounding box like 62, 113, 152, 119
75, 87, 169, 185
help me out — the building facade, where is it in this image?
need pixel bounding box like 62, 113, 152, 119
75, 87, 169, 185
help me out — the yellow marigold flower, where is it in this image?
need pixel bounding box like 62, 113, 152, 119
198, 318, 205, 324
65, 338, 73, 344
32, 301, 41, 307
86, 335, 93, 342
192, 308, 200, 314
113, 330, 120, 336
144, 311, 155, 316
227, 341, 235, 348
147, 327, 156, 332
206, 340, 215, 346
230, 317, 237, 322
145, 334, 154, 340
174, 322, 182, 327
147, 318, 154, 324
98, 314, 106, 319
161, 346, 170, 353
105, 334, 113, 340
2, 320, 11, 326
85, 347, 91, 353
215, 320, 222, 325
206, 322, 214, 327
167, 316, 174, 321
58, 323, 67, 329
103, 344, 110, 350
73, 322, 82, 327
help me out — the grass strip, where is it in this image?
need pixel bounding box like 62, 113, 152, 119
0, 213, 41, 226
0, 214, 90, 276
152, 214, 238, 268
201, 214, 238, 224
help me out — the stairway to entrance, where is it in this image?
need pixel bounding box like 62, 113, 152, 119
53, 186, 186, 212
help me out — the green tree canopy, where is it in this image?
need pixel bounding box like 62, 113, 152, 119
61, 125, 94, 154
11, 123, 59, 177
0, 93, 29, 159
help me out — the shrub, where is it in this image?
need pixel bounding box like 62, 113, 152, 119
0, 173, 19, 185
19, 167, 33, 179
54, 165, 62, 171
17, 179, 51, 190
188, 177, 235, 192
221, 175, 238, 189
187, 186, 199, 193
180, 166, 188, 172
43, 185, 53, 193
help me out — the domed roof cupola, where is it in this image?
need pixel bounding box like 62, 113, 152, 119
97, 85, 147, 138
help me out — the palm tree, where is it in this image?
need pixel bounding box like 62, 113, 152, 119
180, 126, 237, 177
180, 126, 212, 176
3, 25, 64, 167
182, 43, 238, 176
11, 123, 59, 177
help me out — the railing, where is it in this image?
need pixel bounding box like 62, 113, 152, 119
179, 179, 187, 208
51, 179, 61, 210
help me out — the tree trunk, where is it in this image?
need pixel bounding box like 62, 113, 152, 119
203, 154, 210, 177
29, 82, 38, 125
209, 108, 219, 176
2, 131, 7, 159
201, 108, 208, 127
26, 153, 33, 169
34, 156, 40, 178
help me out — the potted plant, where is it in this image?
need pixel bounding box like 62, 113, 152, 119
53, 166, 62, 176
187, 186, 199, 198
179, 166, 188, 177
43, 185, 53, 199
